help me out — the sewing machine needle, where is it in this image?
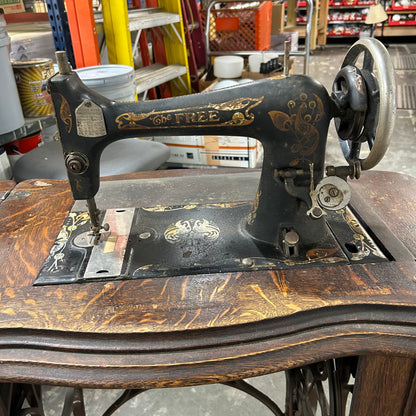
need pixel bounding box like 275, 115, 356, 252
87, 197, 109, 244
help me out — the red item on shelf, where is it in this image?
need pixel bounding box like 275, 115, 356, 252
202, 2, 272, 51
388, 13, 416, 24
391, 0, 416, 10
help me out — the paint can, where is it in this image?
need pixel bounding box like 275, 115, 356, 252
0, 13, 24, 134
5, 130, 43, 166
12, 58, 55, 117
75, 65, 135, 101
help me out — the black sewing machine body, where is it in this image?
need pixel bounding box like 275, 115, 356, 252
35, 39, 396, 285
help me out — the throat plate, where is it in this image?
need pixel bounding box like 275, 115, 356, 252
35, 202, 387, 286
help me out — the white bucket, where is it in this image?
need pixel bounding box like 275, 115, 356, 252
0, 14, 24, 135
75, 65, 135, 101
213, 56, 244, 79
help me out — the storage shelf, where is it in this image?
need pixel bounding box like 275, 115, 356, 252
328, 20, 366, 23
375, 25, 416, 35
328, 4, 373, 8
387, 9, 416, 13
327, 33, 361, 36
327, 1, 416, 38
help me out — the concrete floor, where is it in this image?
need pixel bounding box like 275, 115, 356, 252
41, 40, 416, 415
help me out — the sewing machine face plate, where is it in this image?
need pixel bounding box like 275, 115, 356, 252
35, 202, 387, 286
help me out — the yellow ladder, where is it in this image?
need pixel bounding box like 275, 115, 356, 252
101, 0, 133, 68
157, 0, 191, 96
101, 0, 191, 96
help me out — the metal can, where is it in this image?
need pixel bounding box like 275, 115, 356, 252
5, 130, 43, 166
12, 58, 55, 118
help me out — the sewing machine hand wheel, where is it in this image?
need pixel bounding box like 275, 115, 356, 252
332, 38, 396, 172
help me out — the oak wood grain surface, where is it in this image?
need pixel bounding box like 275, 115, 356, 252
0, 169, 414, 389
350, 355, 416, 416
0, 180, 15, 203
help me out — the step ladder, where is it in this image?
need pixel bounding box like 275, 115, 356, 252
134, 63, 187, 99
181, 0, 206, 92
101, 0, 191, 97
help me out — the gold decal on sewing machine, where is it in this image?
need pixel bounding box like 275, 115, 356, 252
59, 94, 72, 133
143, 204, 197, 212
171, 110, 220, 124
164, 219, 220, 244
247, 190, 261, 225
143, 202, 246, 213
268, 93, 324, 164
282, 247, 345, 267
115, 97, 264, 130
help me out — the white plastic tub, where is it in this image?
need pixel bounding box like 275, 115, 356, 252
75, 64, 135, 101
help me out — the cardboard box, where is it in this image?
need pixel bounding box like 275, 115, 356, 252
0, 0, 25, 14
9, 24, 56, 61
271, 3, 285, 34
153, 135, 263, 168
270, 32, 299, 52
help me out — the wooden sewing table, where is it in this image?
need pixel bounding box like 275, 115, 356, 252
0, 169, 415, 415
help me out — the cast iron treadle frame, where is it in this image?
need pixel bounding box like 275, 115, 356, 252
50, 359, 358, 415
0, 383, 44, 416
35, 202, 387, 286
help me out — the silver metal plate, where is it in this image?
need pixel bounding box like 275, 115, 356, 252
83, 208, 135, 279
75, 100, 107, 137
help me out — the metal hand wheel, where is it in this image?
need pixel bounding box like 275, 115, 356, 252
332, 38, 396, 171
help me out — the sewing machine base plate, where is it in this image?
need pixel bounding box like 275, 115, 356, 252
35, 202, 387, 285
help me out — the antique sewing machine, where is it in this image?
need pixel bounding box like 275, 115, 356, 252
36, 38, 396, 285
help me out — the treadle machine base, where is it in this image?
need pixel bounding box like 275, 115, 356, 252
35, 202, 387, 285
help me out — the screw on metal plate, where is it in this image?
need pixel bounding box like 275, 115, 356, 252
242, 258, 254, 267
139, 232, 151, 240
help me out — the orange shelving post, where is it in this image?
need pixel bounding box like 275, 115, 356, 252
66, 0, 100, 68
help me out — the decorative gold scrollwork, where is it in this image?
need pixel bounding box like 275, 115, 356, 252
268, 93, 324, 164
59, 94, 72, 133
116, 97, 264, 130
164, 219, 220, 245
